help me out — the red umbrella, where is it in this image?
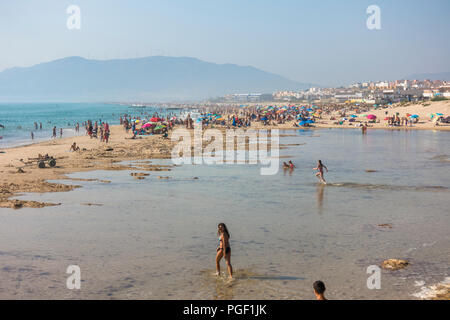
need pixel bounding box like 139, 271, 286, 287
150, 117, 160, 122
142, 123, 154, 128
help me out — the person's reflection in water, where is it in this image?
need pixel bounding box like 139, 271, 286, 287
316, 183, 325, 214
362, 131, 368, 145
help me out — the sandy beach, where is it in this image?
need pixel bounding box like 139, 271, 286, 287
0, 102, 449, 300
247, 100, 450, 131
1, 100, 449, 210
0, 125, 177, 209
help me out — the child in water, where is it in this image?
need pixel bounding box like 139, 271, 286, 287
314, 160, 328, 184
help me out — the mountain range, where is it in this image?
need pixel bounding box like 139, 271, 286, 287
0, 56, 312, 102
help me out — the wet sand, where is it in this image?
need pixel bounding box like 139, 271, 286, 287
0, 125, 176, 209
1, 100, 450, 209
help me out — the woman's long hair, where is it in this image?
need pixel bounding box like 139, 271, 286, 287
218, 223, 230, 238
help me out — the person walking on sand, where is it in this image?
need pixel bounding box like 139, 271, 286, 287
313, 281, 327, 300
216, 223, 233, 279
104, 126, 110, 143
314, 160, 328, 184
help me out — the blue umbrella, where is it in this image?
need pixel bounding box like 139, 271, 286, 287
305, 120, 315, 124
350, 115, 357, 118
410, 114, 419, 118
298, 121, 307, 126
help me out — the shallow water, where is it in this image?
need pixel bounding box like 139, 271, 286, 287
0, 128, 449, 299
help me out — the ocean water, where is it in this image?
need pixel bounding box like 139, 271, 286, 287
0, 128, 449, 299
0, 103, 179, 148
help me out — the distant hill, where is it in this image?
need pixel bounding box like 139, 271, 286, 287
0, 56, 311, 102
403, 72, 450, 81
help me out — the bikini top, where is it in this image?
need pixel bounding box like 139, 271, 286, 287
218, 236, 230, 249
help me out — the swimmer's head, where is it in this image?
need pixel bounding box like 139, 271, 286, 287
313, 280, 326, 295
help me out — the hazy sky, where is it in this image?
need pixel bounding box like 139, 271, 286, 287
1, 0, 449, 86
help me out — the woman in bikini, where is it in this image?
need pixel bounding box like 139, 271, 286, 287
216, 223, 233, 278
314, 160, 328, 184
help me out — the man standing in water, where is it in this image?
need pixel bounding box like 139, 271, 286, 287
314, 160, 328, 184
52, 126, 57, 139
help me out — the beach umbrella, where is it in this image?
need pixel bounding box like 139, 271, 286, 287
142, 123, 153, 129
154, 125, 166, 130
436, 113, 444, 116
409, 114, 419, 118
350, 115, 357, 118
298, 121, 307, 126
150, 117, 159, 122
261, 116, 268, 121
367, 115, 377, 120
305, 120, 315, 124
